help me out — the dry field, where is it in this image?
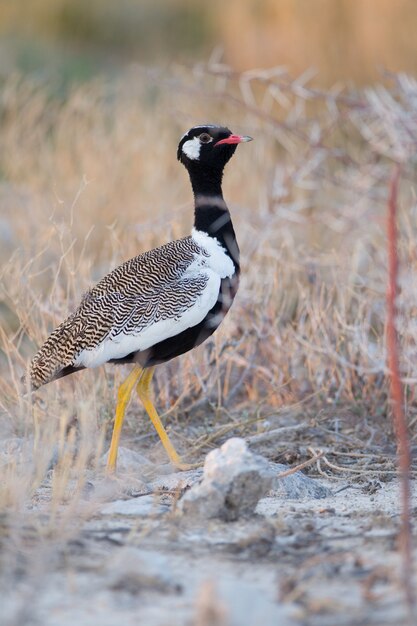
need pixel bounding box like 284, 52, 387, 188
1, 65, 417, 625
3, 0, 417, 84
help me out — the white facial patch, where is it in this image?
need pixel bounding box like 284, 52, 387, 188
182, 136, 201, 160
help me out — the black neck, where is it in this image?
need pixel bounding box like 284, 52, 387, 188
188, 165, 240, 271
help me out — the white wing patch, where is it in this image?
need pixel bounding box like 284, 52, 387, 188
74, 270, 221, 368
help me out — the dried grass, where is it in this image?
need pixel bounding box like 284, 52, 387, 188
1, 64, 417, 508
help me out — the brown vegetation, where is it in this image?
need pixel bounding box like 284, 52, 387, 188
2, 66, 417, 455
1, 1, 417, 85
1, 64, 417, 623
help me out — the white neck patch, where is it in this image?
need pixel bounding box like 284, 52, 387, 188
191, 228, 235, 278
182, 137, 201, 160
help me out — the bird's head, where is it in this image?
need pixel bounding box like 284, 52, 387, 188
177, 125, 252, 172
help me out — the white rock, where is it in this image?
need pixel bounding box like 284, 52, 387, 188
180, 438, 274, 521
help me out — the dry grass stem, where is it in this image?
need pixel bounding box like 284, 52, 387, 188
386, 164, 414, 618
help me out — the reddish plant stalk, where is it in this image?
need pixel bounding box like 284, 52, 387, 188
386, 164, 414, 613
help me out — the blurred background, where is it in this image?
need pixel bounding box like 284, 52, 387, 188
2, 0, 417, 426
1, 0, 417, 89
2, 5, 417, 624
2, 6, 417, 624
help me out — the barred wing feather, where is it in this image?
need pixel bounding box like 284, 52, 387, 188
29, 236, 214, 388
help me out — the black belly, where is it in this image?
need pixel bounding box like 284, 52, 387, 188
110, 274, 239, 368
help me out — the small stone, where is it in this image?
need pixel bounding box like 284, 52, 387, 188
268, 463, 332, 499
180, 438, 274, 521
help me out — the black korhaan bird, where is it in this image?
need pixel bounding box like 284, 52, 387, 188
29, 125, 253, 470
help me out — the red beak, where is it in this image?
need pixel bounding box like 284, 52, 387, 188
215, 134, 253, 146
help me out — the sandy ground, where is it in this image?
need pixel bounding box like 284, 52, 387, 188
0, 441, 415, 626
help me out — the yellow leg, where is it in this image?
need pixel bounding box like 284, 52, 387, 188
136, 367, 185, 468
107, 365, 143, 473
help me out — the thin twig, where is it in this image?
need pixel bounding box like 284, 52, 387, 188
386, 164, 415, 618
246, 423, 308, 445
275, 451, 324, 479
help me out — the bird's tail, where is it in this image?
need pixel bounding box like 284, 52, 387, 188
29, 314, 81, 390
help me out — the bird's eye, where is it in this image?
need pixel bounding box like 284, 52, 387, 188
199, 133, 212, 144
